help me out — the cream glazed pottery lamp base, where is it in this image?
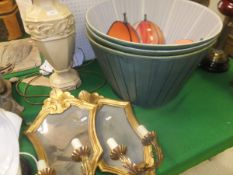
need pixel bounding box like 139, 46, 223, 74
50, 69, 81, 90
25, 0, 81, 90
34, 32, 81, 90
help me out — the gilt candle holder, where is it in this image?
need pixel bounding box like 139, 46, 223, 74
107, 138, 146, 175
71, 138, 92, 175
36, 160, 56, 175
137, 125, 164, 168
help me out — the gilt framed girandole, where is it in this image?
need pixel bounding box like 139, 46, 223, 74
25, 89, 103, 175
79, 91, 163, 175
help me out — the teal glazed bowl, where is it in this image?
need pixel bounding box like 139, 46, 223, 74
87, 34, 215, 107
86, 24, 217, 56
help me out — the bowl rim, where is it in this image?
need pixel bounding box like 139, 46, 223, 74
87, 24, 217, 55
87, 32, 215, 60
86, 0, 223, 48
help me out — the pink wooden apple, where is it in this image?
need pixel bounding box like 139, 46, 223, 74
134, 14, 165, 44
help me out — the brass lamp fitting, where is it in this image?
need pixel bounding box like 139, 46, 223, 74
36, 160, 56, 175
107, 138, 155, 175
71, 138, 92, 175
137, 125, 164, 168
37, 168, 56, 175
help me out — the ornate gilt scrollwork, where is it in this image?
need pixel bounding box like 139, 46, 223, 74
42, 88, 76, 114
78, 90, 104, 105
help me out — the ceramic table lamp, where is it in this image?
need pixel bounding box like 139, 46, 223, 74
25, 0, 81, 90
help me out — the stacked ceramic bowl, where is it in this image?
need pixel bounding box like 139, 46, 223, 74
86, 0, 223, 107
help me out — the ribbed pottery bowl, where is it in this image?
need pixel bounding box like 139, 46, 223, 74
87, 24, 217, 56
86, 0, 222, 50
87, 34, 214, 107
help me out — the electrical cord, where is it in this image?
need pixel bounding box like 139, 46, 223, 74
20, 152, 38, 171
75, 51, 106, 92
15, 73, 49, 105
78, 59, 95, 69
23, 75, 49, 105
15, 60, 107, 105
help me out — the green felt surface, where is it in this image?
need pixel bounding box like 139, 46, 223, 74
9, 59, 233, 175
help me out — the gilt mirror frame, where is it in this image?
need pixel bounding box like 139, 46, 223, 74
25, 89, 103, 175
79, 91, 155, 175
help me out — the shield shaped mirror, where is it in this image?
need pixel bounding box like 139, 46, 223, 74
26, 89, 102, 175
79, 91, 163, 175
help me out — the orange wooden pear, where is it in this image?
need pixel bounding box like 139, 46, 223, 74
175, 39, 193, 44
107, 13, 140, 43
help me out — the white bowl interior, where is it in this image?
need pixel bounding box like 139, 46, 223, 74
87, 24, 217, 55
86, 0, 222, 46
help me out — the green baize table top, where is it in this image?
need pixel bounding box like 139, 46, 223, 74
6, 59, 233, 175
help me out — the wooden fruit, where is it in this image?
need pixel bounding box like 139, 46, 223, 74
107, 13, 139, 43
175, 39, 193, 44
134, 14, 165, 44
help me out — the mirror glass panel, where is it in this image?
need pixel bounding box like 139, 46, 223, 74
35, 106, 92, 175
96, 105, 144, 170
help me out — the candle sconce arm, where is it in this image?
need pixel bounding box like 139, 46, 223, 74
71, 146, 92, 175
37, 168, 56, 175
141, 131, 164, 169
110, 145, 142, 175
